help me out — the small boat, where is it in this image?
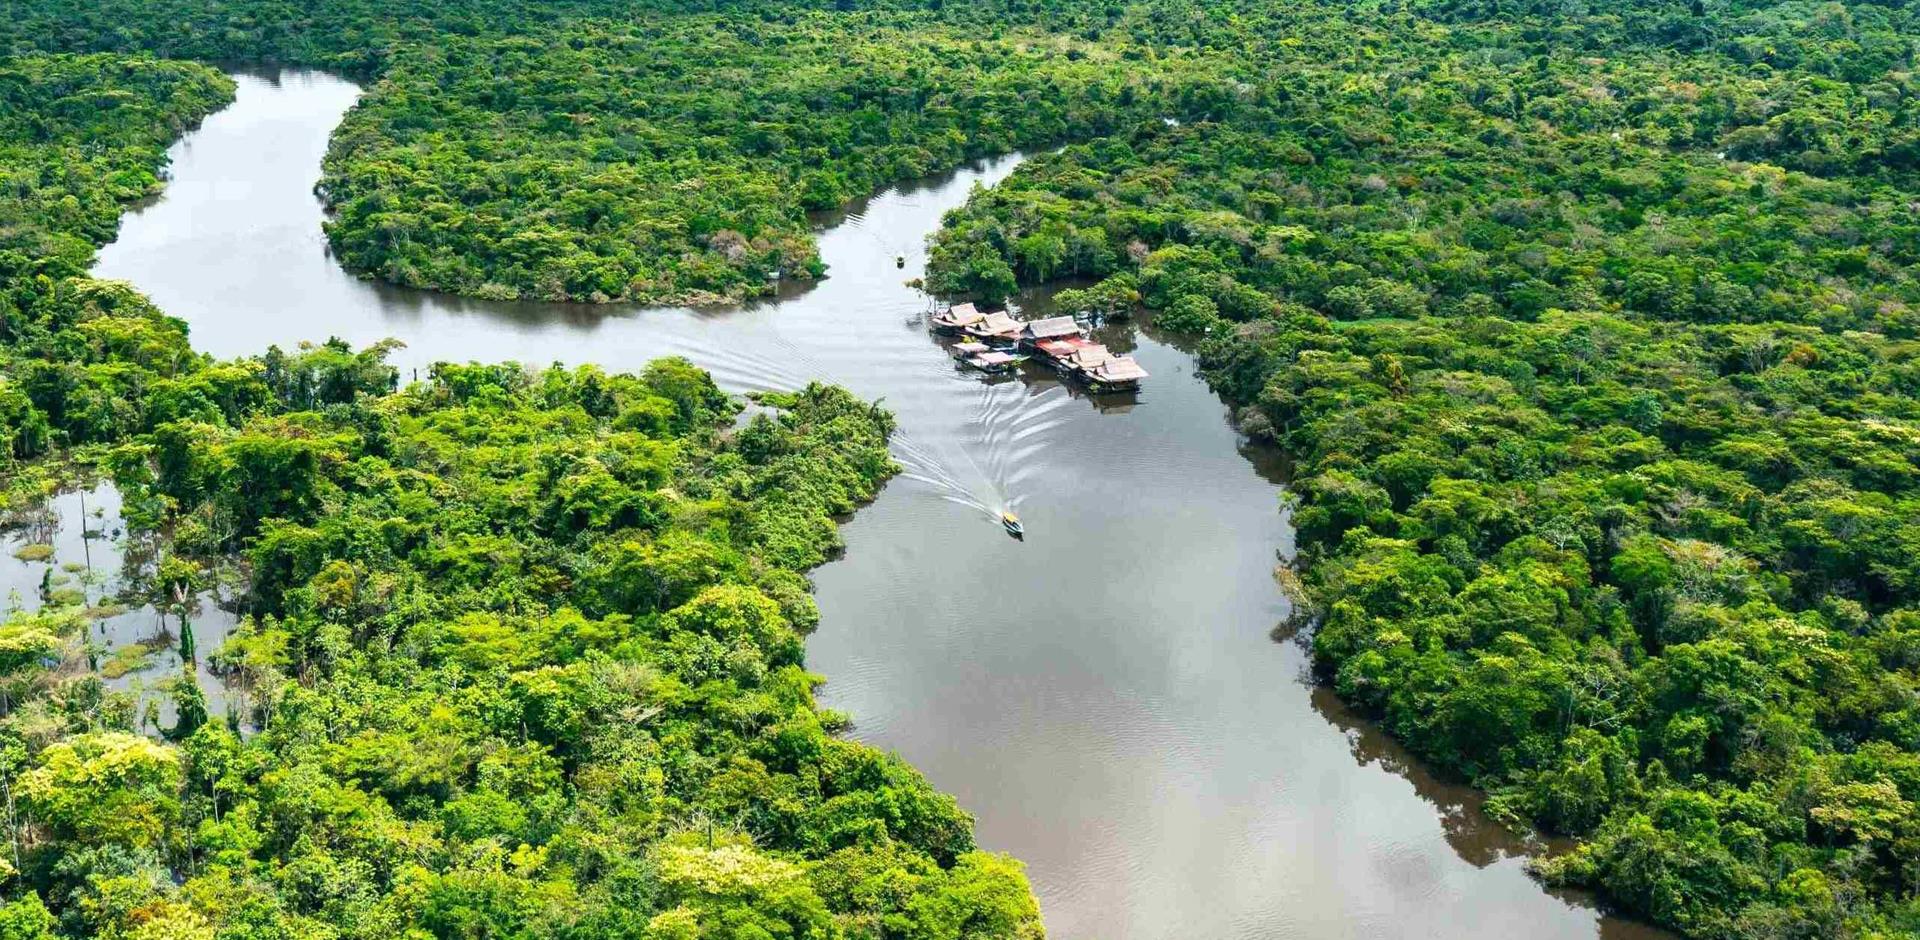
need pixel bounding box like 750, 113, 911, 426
1001, 511, 1024, 537
960, 350, 1026, 374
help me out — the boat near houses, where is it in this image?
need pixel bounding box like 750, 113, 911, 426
951, 341, 1027, 374
933, 302, 1147, 391
966, 351, 1026, 374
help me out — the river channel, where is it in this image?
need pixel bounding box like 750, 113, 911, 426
93, 69, 1667, 940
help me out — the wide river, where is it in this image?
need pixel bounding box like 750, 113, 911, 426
96, 70, 1666, 940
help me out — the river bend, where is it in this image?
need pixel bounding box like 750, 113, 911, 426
94, 69, 1666, 940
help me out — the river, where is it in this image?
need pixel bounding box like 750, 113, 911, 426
93, 69, 1667, 940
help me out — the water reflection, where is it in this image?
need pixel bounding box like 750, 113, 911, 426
1304, 679, 1672, 940
91, 68, 1672, 939
2, 485, 243, 731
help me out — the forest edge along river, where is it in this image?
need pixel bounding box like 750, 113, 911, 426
88, 69, 1673, 940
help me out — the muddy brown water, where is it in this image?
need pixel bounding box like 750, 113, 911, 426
88, 69, 1672, 940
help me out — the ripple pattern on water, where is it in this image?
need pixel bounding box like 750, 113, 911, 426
90, 69, 1674, 940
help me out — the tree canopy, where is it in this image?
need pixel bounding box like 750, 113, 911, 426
0, 51, 1042, 940
6, 0, 1920, 935
922, 1, 1920, 936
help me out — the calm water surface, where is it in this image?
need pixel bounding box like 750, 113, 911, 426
1, 485, 241, 727
95, 70, 1669, 940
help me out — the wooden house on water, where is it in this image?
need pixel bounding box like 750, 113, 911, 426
930, 302, 984, 334
1051, 341, 1151, 392
1060, 343, 1116, 372
1017, 316, 1086, 349
1031, 336, 1097, 365
965, 311, 1023, 345
1081, 353, 1149, 392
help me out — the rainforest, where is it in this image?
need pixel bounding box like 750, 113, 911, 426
2, 0, 1919, 938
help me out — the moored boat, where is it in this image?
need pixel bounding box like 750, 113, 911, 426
960, 350, 1026, 374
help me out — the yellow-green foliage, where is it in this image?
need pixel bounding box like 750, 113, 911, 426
0, 46, 1041, 940
923, 2, 1920, 935
18, 732, 181, 849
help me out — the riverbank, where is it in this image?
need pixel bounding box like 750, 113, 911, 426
94, 68, 1669, 939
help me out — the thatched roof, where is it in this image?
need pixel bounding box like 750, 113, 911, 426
1091, 356, 1149, 382
934, 303, 986, 326
1022, 315, 1083, 339
1065, 344, 1114, 368
968, 312, 1022, 335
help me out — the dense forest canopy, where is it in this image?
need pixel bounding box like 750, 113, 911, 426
314, 20, 1164, 303
920, 2, 1920, 938
0, 53, 234, 474
3, 0, 1920, 937
5, 0, 1186, 304
0, 51, 1041, 940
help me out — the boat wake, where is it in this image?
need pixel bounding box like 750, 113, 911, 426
975, 380, 1071, 499
891, 429, 1003, 520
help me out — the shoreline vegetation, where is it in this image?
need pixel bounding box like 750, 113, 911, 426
1, 0, 1918, 937
920, 4, 1920, 939
0, 51, 1043, 939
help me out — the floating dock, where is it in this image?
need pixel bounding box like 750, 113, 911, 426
934, 303, 1148, 391
1030, 336, 1149, 392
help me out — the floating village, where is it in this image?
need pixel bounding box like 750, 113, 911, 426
927, 300, 1151, 538
929, 302, 1150, 394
